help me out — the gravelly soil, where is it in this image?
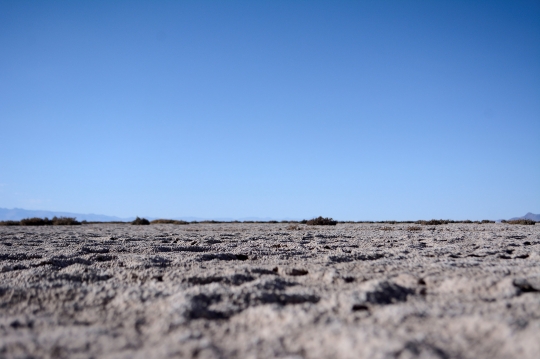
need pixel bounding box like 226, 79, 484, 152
1, 223, 539, 359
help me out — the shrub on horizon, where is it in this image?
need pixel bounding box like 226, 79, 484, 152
507, 219, 536, 225
305, 216, 337, 226
20, 217, 53, 226
52, 216, 81, 225
132, 217, 150, 225
417, 219, 453, 225
150, 219, 189, 225
0, 220, 20, 226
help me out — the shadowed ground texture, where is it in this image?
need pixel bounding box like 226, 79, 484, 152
1, 223, 539, 359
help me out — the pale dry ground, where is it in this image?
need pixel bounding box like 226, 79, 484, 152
1, 223, 540, 359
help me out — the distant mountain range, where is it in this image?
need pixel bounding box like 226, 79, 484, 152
0, 208, 301, 222
0, 208, 134, 222
2, 207, 537, 223
509, 212, 540, 221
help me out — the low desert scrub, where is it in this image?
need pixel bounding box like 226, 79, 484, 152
131, 217, 150, 225
507, 219, 536, 225
150, 219, 189, 225
16, 217, 80, 226
52, 217, 81, 225
415, 219, 494, 225
305, 216, 337, 226
407, 226, 422, 231
19, 217, 52, 225
380, 226, 393, 231
0, 220, 20, 226
417, 219, 451, 225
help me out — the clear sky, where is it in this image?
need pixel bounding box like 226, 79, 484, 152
1, 0, 539, 221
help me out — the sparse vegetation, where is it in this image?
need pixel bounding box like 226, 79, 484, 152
417, 219, 450, 225
305, 217, 337, 226
131, 217, 150, 225
20, 217, 52, 225
10, 217, 81, 226
52, 217, 81, 225
0, 220, 20, 226
150, 219, 189, 225
407, 226, 422, 231
0, 216, 515, 227
414, 219, 496, 225
507, 219, 536, 225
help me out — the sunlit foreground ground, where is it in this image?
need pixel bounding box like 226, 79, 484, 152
1, 223, 539, 359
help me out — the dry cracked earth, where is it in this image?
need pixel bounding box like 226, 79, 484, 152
1, 223, 540, 359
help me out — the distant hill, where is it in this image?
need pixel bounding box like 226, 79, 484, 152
509, 212, 540, 221
0, 208, 134, 222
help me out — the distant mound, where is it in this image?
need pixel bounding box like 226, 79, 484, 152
509, 213, 540, 222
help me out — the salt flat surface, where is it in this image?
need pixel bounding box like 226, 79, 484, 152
1, 223, 539, 359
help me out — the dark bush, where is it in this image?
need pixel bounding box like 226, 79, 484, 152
20, 217, 53, 226
52, 216, 81, 225
0, 220, 20, 226
507, 219, 536, 225
306, 216, 337, 226
131, 217, 150, 225
417, 219, 449, 225
150, 219, 189, 225
481, 220, 495, 224
18, 216, 82, 225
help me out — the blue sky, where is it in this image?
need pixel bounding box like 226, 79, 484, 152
1, 0, 539, 220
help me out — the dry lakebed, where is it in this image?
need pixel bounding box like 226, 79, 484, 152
1, 223, 539, 359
